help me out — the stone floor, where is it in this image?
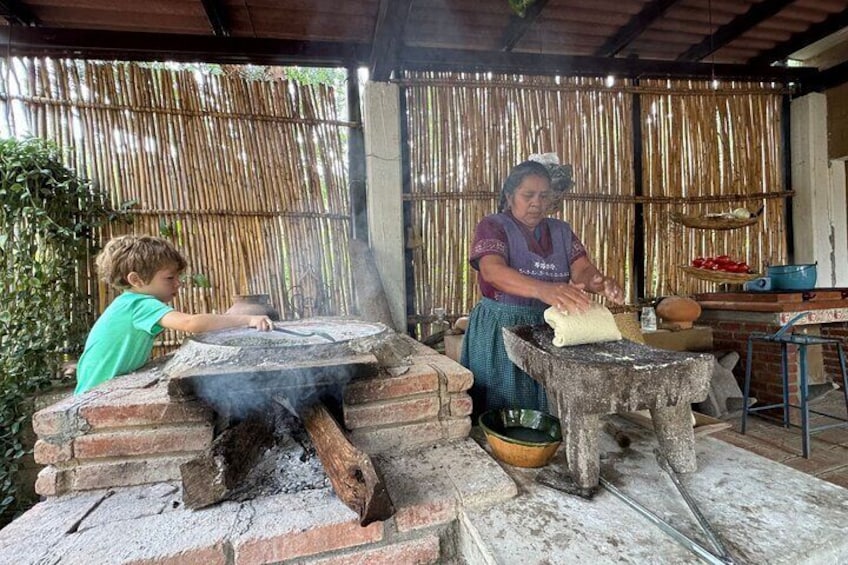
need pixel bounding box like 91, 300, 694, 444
713, 389, 848, 489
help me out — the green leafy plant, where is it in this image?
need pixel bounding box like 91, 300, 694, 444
0, 137, 120, 525
508, 0, 536, 17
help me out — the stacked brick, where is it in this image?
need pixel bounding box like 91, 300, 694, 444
31, 338, 475, 497
343, 337, 474, 453
703, 318, 848, 412
32, 368, 214, 497
821, 323, 848, 384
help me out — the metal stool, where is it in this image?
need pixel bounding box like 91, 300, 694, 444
742, 312, 848, 458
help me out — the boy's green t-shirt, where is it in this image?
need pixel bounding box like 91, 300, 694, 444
75, 292, 173, 394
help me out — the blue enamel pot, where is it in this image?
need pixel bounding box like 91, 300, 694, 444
766, 263, 817, 291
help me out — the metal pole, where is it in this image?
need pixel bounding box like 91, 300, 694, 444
600, 478, 731, 565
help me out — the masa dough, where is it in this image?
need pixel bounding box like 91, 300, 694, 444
543, 304, 622, 347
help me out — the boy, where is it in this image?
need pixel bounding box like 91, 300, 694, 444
75, 235, 273, 394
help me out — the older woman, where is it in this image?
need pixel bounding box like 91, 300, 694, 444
460, 160, 624, 418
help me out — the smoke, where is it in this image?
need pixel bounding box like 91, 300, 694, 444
187, 362, 374, 427
348, 238, 394, 327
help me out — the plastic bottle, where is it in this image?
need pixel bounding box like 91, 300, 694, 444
641, 306, 657, 332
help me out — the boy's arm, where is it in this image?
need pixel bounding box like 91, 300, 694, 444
160, 311, 273, 333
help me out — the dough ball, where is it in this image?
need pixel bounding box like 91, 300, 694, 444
543, 304, 622, 347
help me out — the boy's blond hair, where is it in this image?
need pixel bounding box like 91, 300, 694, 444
96, 235, 187, 290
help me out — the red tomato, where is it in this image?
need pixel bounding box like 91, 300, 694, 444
715, 255, 731, 263
703, 260, 716, 269
692, 257, 705, 267
738, 263, 750, 273
711, 264, 722, 271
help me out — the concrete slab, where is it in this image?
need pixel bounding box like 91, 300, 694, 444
376, 438, 518, 532
461, 421, 848, 565
0, 489, 109, 565
76, 483, 181, 531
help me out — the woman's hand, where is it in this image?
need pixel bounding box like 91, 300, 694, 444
536, 281, 593, 314
248, 315, 274, 331
591, 274, 625, 305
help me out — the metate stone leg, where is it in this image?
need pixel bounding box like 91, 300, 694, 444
649, 403, 697, 473
564, 412, 601, 489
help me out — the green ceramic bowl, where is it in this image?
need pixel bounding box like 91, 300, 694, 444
479, 409, 562, 468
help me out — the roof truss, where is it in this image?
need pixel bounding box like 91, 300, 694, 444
748, 6, 848, 66
0, 0, 37, 26
678, 0, 797, 62
501, 0, 551, 52
595, 0, 682, 57
369, 0, 413, 81
200, 0, 230, 38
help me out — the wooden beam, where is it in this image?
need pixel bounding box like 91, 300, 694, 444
678, 0, 797, 62
0, 26, 370, 67
400, 46, 817, 82
200, 0, 230, 37
0, 0, 37, 26
501, 0, 550, 52
817, 59, 848, 91
369, 0, 413, 81
748, 7, 848, 67
797, 59, 848, 95
595, 0, 682, 57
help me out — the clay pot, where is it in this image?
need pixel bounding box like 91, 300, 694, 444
226, 294, 280, 321
656, 296, 701, 330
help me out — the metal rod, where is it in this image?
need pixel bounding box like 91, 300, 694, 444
272, 327, 336, 342
656, 454, 734, 563
599, 477, 729, 565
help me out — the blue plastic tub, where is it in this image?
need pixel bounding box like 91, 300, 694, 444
766, 264, 817, 290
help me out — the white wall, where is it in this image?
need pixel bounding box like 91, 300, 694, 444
790, 93, 848, 287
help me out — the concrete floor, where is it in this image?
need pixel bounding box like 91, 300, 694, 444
714, 389, 848, 489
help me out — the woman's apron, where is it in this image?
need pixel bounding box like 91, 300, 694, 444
461, 214, 573, 418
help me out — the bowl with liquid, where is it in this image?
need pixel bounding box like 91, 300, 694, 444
479, 408, 562, 468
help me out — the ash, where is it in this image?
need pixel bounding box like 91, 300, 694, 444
230, 410, 329, 500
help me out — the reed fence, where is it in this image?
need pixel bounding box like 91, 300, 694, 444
401, 72, 787, 335
1, 58, 354, 352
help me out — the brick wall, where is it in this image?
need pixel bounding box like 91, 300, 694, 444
820, 322, 848, 386
702, 318, 848, 411
31, 337, 473, 497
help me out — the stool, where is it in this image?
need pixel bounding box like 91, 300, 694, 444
742, 312, 848, 458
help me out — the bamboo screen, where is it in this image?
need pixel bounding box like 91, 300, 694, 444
640, 79, 788, 297
0, 58, 354, 350
402, 73, 788, 332
402, 72, 634, 331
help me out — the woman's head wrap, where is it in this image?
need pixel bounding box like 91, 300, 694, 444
498, 155, 574, 212
528, 153, 574, 195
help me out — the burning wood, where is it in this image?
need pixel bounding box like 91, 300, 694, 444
274, 396, 395, 526
180, 416, 275, 509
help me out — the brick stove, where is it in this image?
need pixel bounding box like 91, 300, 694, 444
24, 319, 506, 562
33, 318, 473, 497
696, 289, 848, 415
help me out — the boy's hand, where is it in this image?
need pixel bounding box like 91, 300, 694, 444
249, 316, 273, 331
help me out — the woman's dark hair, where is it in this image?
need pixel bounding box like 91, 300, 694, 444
498, 160, 551, 212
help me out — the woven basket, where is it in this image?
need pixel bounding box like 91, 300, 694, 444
679, 265, 759, 284
670, 212, 759, 230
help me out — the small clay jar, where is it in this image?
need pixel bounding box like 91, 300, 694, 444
226, 294, 280, 321
656, 296, 701, 330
